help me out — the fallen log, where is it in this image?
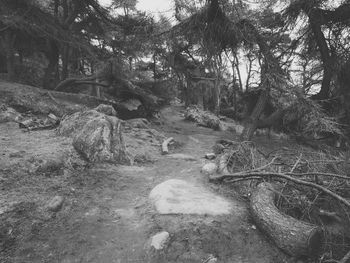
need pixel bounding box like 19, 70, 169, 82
162, 137, 174, 155
0, 80, 117, 117
250, 182, 323, 258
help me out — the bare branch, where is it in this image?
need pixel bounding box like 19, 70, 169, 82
214, 172, 350, 208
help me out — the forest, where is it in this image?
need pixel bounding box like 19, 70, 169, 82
0, 0, 350, 262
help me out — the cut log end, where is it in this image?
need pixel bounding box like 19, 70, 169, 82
250, 182, 323, 258
308, 228, 324, 257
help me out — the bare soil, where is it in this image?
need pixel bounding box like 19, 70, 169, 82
0, 105, 293, 263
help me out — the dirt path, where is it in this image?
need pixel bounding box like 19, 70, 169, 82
0, 105, 290, 263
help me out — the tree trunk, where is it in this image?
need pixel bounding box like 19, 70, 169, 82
246, 54, 253, 91
153, 53, 157, 81
214, 78, 221, 115
2, 31, 16, 81
257, 109, 285, 129
43, 41, 60, 89
234, 53, 243, 91
238, 20, 283, 141
240, 88, 269, 140
308, 11, 333, 100
61, 45, 69, 80
250, 182, 323, 258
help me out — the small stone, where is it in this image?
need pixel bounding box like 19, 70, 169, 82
9, 151, 25, 158
36, 159, 64, 175
205, 153, 216, 160
46, 196, 64, 212
201, 163, 218, 175
150, 231, 170, 250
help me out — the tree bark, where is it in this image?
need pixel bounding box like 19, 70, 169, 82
241, 88, 269, 140
233, 53, 243, 91
2, 31, 16, 81
250, 182, 323, 258
257, 109, 285, 129
307, 13, 333, 100
43, 40, 60, 89
238, 20, 283, 141
214, 78, 221, 115
61, 45, 70, 80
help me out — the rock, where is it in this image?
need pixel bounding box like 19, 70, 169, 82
233, 124, 244, 134
94, 104, 117, 116
205, 153, 216, 160
121, 99, 142, 111
220, 121, 244, 134
59, 107, 165, 164
150, 231, 170, 250
58, 109, 131, 164
149, 179, 232, 215
36, 158, 64, 175
166, 153, 197, 161
9, 151, 26, 158
58, 109, 104, 137
201, 163, 218, 175
184, 106, 221, 130
72, 115, 131, 164
46, 196, 64, 212
126, 118, 150, 129
0, 106, 21, 123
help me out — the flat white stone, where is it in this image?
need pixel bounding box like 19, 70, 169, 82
150, 231, 170, 250
149, 179, 232, 215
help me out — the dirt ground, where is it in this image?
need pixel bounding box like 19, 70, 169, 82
0, 105, 295, 263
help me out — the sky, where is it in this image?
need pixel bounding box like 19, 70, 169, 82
99, 0, 174, 19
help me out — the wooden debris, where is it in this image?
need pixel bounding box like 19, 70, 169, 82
250, 182, 323, 257
162, 137, 174, 155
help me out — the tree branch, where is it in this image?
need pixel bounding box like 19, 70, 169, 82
214, 172, 350, 208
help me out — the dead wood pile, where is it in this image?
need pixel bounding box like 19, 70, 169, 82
210, 140, 350, 261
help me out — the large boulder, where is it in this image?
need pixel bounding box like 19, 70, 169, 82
0, 104, 21, 123
58, 105, 164, 164
184, 106, 221, 130
73, 116, 131, 163
58, 107, 131, 164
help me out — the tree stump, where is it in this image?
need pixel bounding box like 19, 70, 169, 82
250, 182, 323, 258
